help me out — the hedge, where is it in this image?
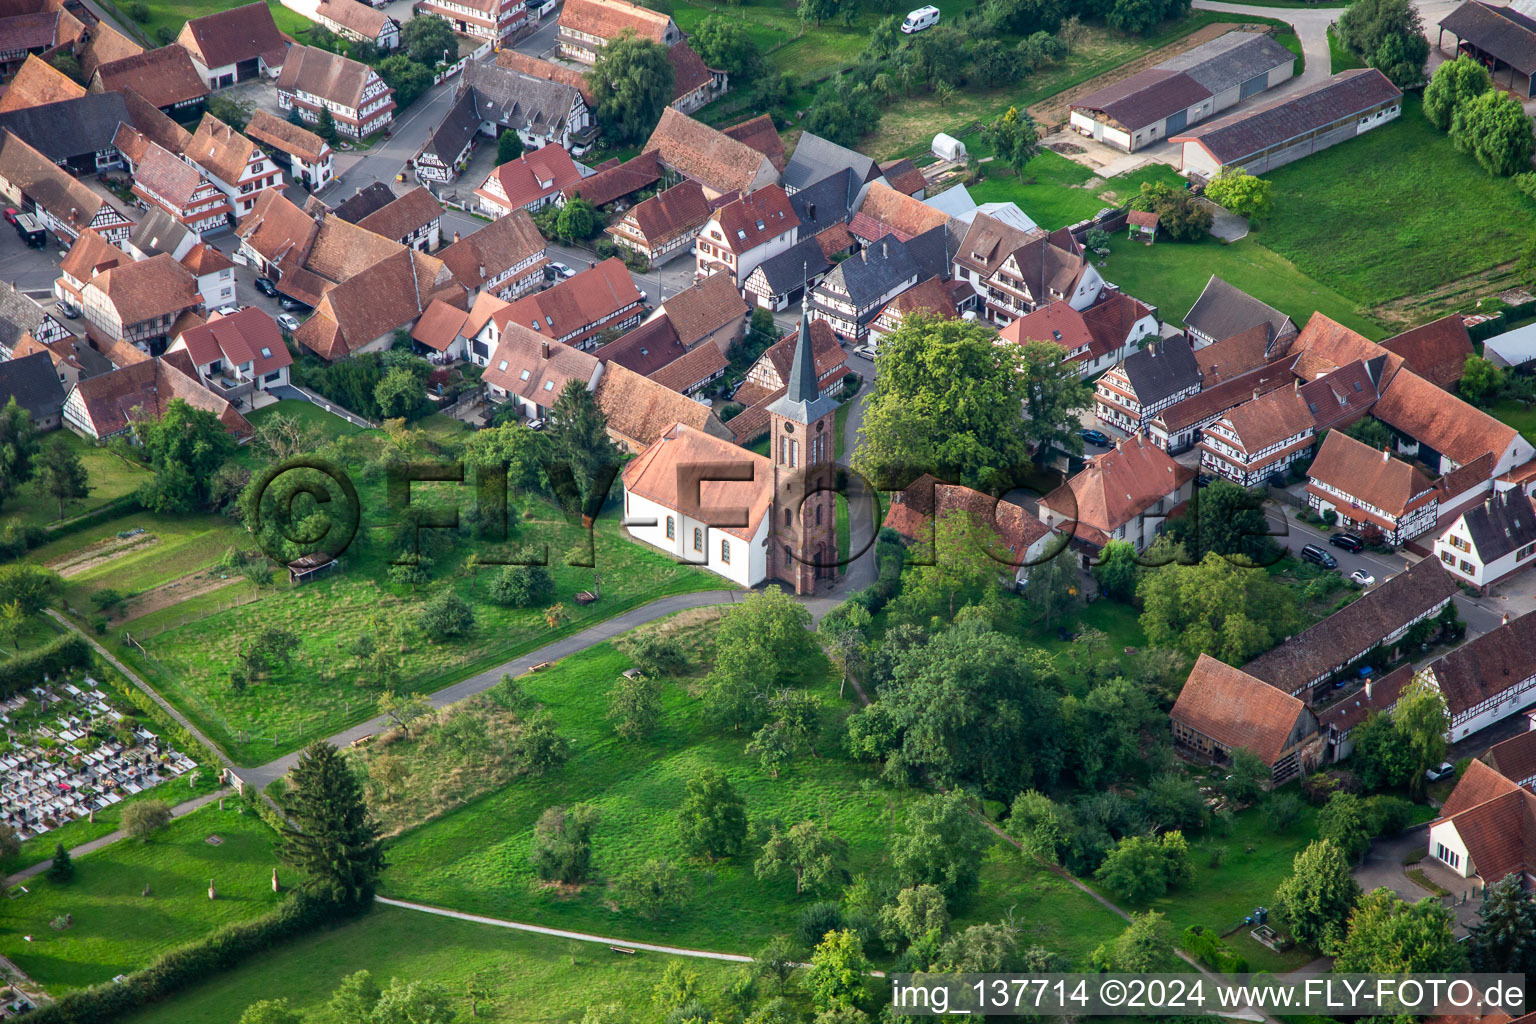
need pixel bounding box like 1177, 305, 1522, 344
0, 633, 91, 697
23, 892, 365, 1024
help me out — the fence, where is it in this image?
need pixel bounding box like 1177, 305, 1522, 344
129, 590, 267, 642
286, 384, 375, 429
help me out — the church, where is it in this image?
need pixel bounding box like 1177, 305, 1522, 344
619, 303, 840, 593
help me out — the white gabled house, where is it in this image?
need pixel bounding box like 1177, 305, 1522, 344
1435, 490, 1536, 590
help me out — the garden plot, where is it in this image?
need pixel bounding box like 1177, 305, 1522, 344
45, 531, 158, 579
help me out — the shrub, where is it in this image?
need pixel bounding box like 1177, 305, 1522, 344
121, 799, 172, 841
127, 0, 148, 19
91, 588, 125, 611
489, 564, 554, 607
796, 901, 844, 949
0, 633, 90, 698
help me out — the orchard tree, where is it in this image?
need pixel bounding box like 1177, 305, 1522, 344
0, 396, 40, 510
984, 106, 1039, 179
1272, 839, 1361, 954
417, 590, 474, 637
1204, 168, 1274, 221
35, 436, 89, 520
806, 930, 872, 1013
755, 820, 848, 896
703, 586, 814, 731
690, 16, 764, 80
613, 857, 691, 919
134, 398, 237, 513
529, 803, 598, 883
1424, 55, 1492, 131
371, 978, 456, 1024
401, 13, 455, 64
890, 790, 990, 898
1451, 89, 1536, 176
0, 565, 58, 615
121, 799, 173, 841
1091, 910, 1177, 971
279, 741, 385, 905
607, 671, 662, 741
238, 1000, 304, 1024
586, 33, 674, 143
1460, 354, 1507, 407
676, 768, 748, 860
1335, 888, 1466, 972
378, 689, 433, 735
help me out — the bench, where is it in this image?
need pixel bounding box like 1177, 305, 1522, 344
609, 946, 636, 955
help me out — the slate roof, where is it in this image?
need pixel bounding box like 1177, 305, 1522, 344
245, 109, 329, 164
1441, 0, 1536, 76
437, 208, 546, 292
621, 422, 772, 540
0, 279, 51, 352
1172, 69, 1402, 166
178, 2, 287, 71
788, 167, 858, 234
0, 349, 63, 422
1453, 489, 1536, 564
1171, 654, 1309, 766
1243, 558, 1460, 693
0, 131, 118, 238
1429, 610, 1536, 717
93, 46, 208, 110
1118, 335, 1202, 406
1381, 313, 1474, 389
332, 181, 396, 223
0, 91, 129, 162
1155, 31, 1295, 94
417, 85, 480, 170
276, 45, 380, 110
814, 233, 921, 310
1184, 275, 1297, 346
781, 131, 878, 193
462, 61, 580, 139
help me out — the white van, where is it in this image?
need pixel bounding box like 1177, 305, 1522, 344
901, 5, 940, 32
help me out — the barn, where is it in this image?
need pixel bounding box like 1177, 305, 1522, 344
1069, 32, 1297, 152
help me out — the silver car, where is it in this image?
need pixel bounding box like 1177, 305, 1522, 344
277, 313, 301, 332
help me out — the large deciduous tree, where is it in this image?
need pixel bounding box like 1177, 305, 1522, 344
984, 106, 1039, 178
1337, 0, 1429, 88
890, 790, 990, 898
1136, 548, 1297, 663
1451, 89, 1536, 176
690, 16, 764, 81
586, 33, 674, 144
0, 396, 39, 511
703, 587, 815, 731
1393, 669, 1449, 799
676, 768, 748, 860
1272, 839, 1361, 954
755, 820, 848, 896
1335, 887, 1466, 973
846, 618, 1062, 797
279, 740, 385, 906
854, 315, 1044, 493
400, 13, 456, 64
1424, 55, 1492, 131
529, 803, 598, 883
1203, 168, 1274, 222
134, 397, 237, 513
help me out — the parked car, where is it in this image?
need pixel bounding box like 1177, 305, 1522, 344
1349, 569, 1375, 587
1329, 532, 1365, 552
215, 306, 241, 317
54, 300, 78, 319
1300, 544, 1337, 569
254, 277, 278, 297
1425, 762, 1456, 783
1080, 428, 1110, 448
527, 418, 546, 431
1196, 473, 1214, 487
3, 207, 17, 225
277, 313, 301, 332
549, 261, 576, 279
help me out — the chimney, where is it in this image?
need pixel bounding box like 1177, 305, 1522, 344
881, 240, 888, 259
1293, 378, 1299, 393
1364, 676, 1373, 700
454, 231, 461, 243
1382, 448, 1390, 462
1252, 388, 1259, 401
1503, 613, 1511, 626
540, 340, 549, 359
808, 202, 816, 221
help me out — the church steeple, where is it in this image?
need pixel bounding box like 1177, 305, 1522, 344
767, 288, 837, 425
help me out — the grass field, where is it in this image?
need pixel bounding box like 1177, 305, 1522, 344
1492, 398, 1536, 446
1, 433, 147, 530
378, 634, 1126, 962
1101, 233, 1385, 339
244, 400, 362, 440
98, 0, 310, 46
1327, 25, 1364, 73
121, 905, 751, 1024
1256, 96, 1536, 311
0, 805, 282, 992
967, 152, 1185, 230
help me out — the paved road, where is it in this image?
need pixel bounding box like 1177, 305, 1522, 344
3, 789, 230, 886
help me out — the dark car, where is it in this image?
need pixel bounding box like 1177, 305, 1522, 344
1081, 428, 1110, 448
1300, 543, 1338, 569
255, 277, 278, 297
1197, 473, 1214, 487
1329, 532, 1364, 552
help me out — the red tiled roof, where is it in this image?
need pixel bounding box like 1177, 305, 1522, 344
1487, 729, 1536, 787
94, 45, 208, 110
478, 145, 584, 213
619, 179, 711, 246
245, 109, 329, 164
710, 184, 798, 253
597, 360, 732, 449
647, 341, 726, 393
882, 476, 1051, 565
658, 272, 748, 349
497, 49, 594, 104
561, 149, 661, 206
482, 320, 600, 405
854, 180, 950, 239
437, 208, 546, 292
71, 357, 252, 438
620, 421, 770, 540
878, 158, 927, 197
178, 306, 290, 376
177, 1, 287, 72
1041, 433, 1194, 540
0, 54, 82, 113
1381, 313, 1475, 390
643, 107, 773, 195
599, 314, 685, 376
1195, 322, 1275, 385
722, 114, 784, 170
1374, 368, 1520, 469
410, 297, 469, 352
560, 0, 673, 44
492, 257, 640, 348
1172, 654, 1308, 766
1306, 429, 1436, 521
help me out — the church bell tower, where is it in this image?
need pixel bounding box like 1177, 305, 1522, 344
767, 299, 838, 595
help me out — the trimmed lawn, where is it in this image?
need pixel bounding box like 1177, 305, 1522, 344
1256, 96, 1536, 309
4, 433, 148, 530
968, 152, 1184, 230
244, 400, 361, 442
0, 804, 282, 992
99, 0, 309, 46
1327, 25, 1364, 73
1491, 398, 1536, 446
118, 500, 726, 765
120, 905, 749, 1024
379, 637, 1125, 962
1101, 232, 1384, 339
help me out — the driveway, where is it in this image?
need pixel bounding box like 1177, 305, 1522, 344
1356, 825, 1485, 936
